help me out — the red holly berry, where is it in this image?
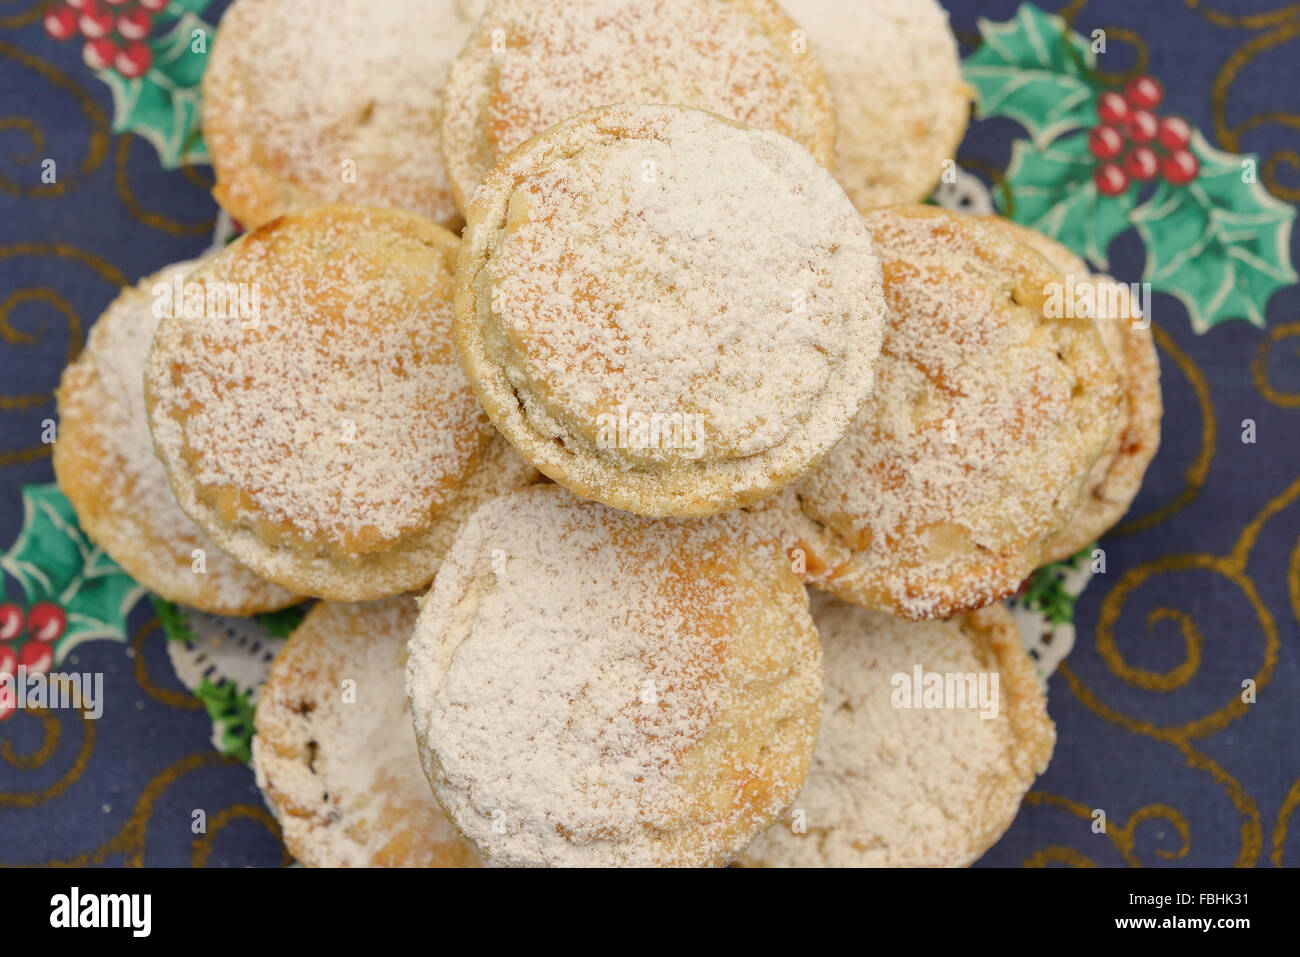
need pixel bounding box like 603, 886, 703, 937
1094, 163, 1130, 197
43, 4, 79, 40
0, 645, 16, 677
65, 0, 97, 7
1127, 109, 1159, 144
117, 8, 153, 40
105, 0, 134, 5
1124, 147, 1160, 182
1125, 75, 1165, 111
1097, 91, 1131, 127
0, 604, 22, 642
78, 4, 115, 39
1162, 149, 1200, 186
19, 640, 53, 676
1088, 125, 1125, 161
138, 0, 169, 10
82, 36, 118, 70
115, 41, 153, 78
1157, 116, 1192, 151
27, 603, 66, 643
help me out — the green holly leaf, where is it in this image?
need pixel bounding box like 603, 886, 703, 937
195, 677, 256, 764
256, 604, 309, 640
157, 0, 215, 20
95, 13, 212, 169
1, 484, 145, 661
1011, 544, 1095, 626
150, 595, 199, 643
965, 4, 1103, 147
1019, 568, 1075, 626
1000, 132, 1137, 270
1132, 132, 1298, 331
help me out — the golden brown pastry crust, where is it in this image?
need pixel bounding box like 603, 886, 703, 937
440, 0, 836, 212
54, 261, 299, 615
739, 593, 1055, 868
754, 206, 1121, 619
145, 205, 536, 601
407, 485, 823, 867
454, 104, 887, 518
253, 599, 482, 867
995, 221, 1163, 563
780, 0, 972, 210
203, 0, 473, 230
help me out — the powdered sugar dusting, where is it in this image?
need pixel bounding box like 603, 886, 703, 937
53, 261, 297, 613
205, 0, 473, 226
780, 0, 971, 209
406, 485, 822, 867
792, 207, 1120, 619
740, 593, 1054, 868
461, 104, 885, 515
147, 207, 488, 561
253, 599, 481, 867
442, 0, 833, 205
996, 221, 1163, 563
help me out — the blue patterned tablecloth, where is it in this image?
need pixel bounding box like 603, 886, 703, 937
0, 0, 1297, 867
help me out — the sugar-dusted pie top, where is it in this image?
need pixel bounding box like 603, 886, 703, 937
792, 206, 1121, 618
146, 205, 489, 561
441, 0, 835, 207
204, 0, 473, 227
457, 104, 886, 516
406, 485, 823, 867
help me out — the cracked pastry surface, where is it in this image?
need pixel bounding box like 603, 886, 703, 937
996, 220, 1163, 563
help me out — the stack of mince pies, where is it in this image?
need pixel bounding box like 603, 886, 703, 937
53, 0, 1161, 868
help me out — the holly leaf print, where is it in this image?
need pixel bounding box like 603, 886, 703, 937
156, 0, 216, 20
1132, 132, 1298, 331
95, 12, 212, 169
965, 4, 1103, 148
1000, 132, 1137, 270
195, 678, 256, 764
1, 484, 145, 661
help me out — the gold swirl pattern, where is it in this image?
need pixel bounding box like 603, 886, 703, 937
0, 706, 60, 770
0, 39, 109, 197
1046, 478, 1300, 867
1207, 17, 1300, 200
1252, 320, 1300, 408
1113, 325, 1216, 536
1024, 846, 1100, 867
0, 243, 124, 470
1098, 608, 1202, 692
1274, 777, 1300, 866
192, 805, 290, 868
133, 619, 204, 710
0, 706, 95, 809
0, 0, 52, 32
12, 751, 235, 867
1026, 792, 1192, 865
1183, 0, 1300, 32
115, 136, 217, 237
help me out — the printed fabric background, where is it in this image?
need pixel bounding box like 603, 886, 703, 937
0, 0, 1297, 867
